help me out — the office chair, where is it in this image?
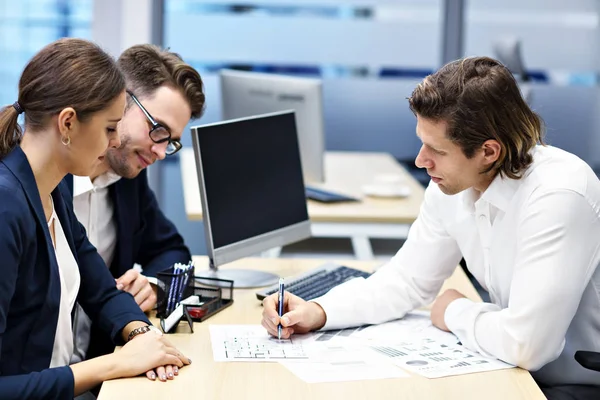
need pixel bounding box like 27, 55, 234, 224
493, 37, 532, 104
575, 351, 600, 372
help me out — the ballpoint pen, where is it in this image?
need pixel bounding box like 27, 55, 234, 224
278, 278, 285, 340
166, 264, 181, 315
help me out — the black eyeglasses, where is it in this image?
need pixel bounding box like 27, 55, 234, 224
127, 90, 182, 155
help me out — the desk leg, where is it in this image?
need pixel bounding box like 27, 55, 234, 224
351, 236, 374, 260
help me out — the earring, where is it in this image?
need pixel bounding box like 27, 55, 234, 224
61, 135, 71, 146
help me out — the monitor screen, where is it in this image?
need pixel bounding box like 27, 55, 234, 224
194, 111, 309, 250
220, 69, 325, 183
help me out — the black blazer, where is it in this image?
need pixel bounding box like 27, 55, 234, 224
63, 168, 191, 359
0, 146, 150, 399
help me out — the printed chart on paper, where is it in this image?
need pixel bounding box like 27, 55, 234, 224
209, 312, 515, 380
369, 338, 514, 378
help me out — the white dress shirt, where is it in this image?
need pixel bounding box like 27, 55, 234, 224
48, 197, 81, 368
70, 172, 121, 363
314, 145, 600, 386
72, 172, 121, 267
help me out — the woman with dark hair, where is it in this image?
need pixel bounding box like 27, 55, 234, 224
0, 38, 190, 399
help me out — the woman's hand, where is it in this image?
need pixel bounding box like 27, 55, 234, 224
113, 330, 191, 381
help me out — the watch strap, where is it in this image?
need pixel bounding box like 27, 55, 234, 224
127, 325, 151, 342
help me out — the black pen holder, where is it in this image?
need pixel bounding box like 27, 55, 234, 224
156, 268, 235, 333
156, 265, 196, 319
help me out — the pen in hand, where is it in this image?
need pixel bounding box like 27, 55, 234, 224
278, 278, 285, 340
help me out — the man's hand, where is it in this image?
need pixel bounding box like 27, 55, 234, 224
261, 292, 327, 339
116, 270, 157, 312
430, 289, 466, 331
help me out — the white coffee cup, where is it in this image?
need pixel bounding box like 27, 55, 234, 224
362, 174, 411, 198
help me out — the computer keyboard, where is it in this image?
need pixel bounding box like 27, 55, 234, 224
255, 263, 372, 301
305, 186, 359, 203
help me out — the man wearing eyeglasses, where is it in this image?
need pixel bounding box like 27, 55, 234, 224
63, 44, 205, 367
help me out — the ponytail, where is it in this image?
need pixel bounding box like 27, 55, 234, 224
1, 38, 125, 160
0, 104, 22, 159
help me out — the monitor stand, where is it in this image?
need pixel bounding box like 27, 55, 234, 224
195, 259, 280, 289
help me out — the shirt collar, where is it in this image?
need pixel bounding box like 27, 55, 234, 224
72, 171, 122, 197
479, 147, 540, 212
458, 146, 540, 214
479, 173, 520, 213
460, 171, 522, 214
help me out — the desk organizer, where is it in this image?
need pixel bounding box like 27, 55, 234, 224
156, 265, 234, 333
186, 276, 234, 322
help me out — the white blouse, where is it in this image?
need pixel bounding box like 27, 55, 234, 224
47, 196, 81, 368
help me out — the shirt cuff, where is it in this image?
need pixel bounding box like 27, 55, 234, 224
310, 296, 341, 331
310, 278, 368, 330
146, 276, 158, 286
444, 297, 500, 357
309, 297, 336, 331
445, 297, 475, 334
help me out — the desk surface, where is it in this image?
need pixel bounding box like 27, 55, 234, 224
180, 149, 425, 224
99, 257, 544, 400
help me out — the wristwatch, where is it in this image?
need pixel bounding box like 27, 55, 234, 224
127, 324, 163, 342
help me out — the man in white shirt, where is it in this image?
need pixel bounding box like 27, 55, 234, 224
66, 44, 205, 367
261, 57, 600, 399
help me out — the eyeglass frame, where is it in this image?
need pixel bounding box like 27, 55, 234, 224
126, 90, 183, 155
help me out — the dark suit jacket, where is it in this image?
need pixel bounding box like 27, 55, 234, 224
0, 146, 151, 399
63, 168, 191, 359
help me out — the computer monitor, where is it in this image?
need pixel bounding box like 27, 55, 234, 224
220, 69, 326, 184
493, 37, 532, 103
190, 110, 312, 288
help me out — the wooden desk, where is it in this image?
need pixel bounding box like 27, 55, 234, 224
99, 257, 545, 400
180, 149, 425, 260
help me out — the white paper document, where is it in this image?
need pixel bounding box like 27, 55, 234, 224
209, 325, 313, 362
209, 311, 515, 381
370, 339, 514, 378
313, 310, 459, 346
281, 340, 409, 383
209, 325, 409, 383
281, 358, 408, 383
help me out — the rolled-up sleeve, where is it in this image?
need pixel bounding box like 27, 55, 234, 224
314, 183, 463, 330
